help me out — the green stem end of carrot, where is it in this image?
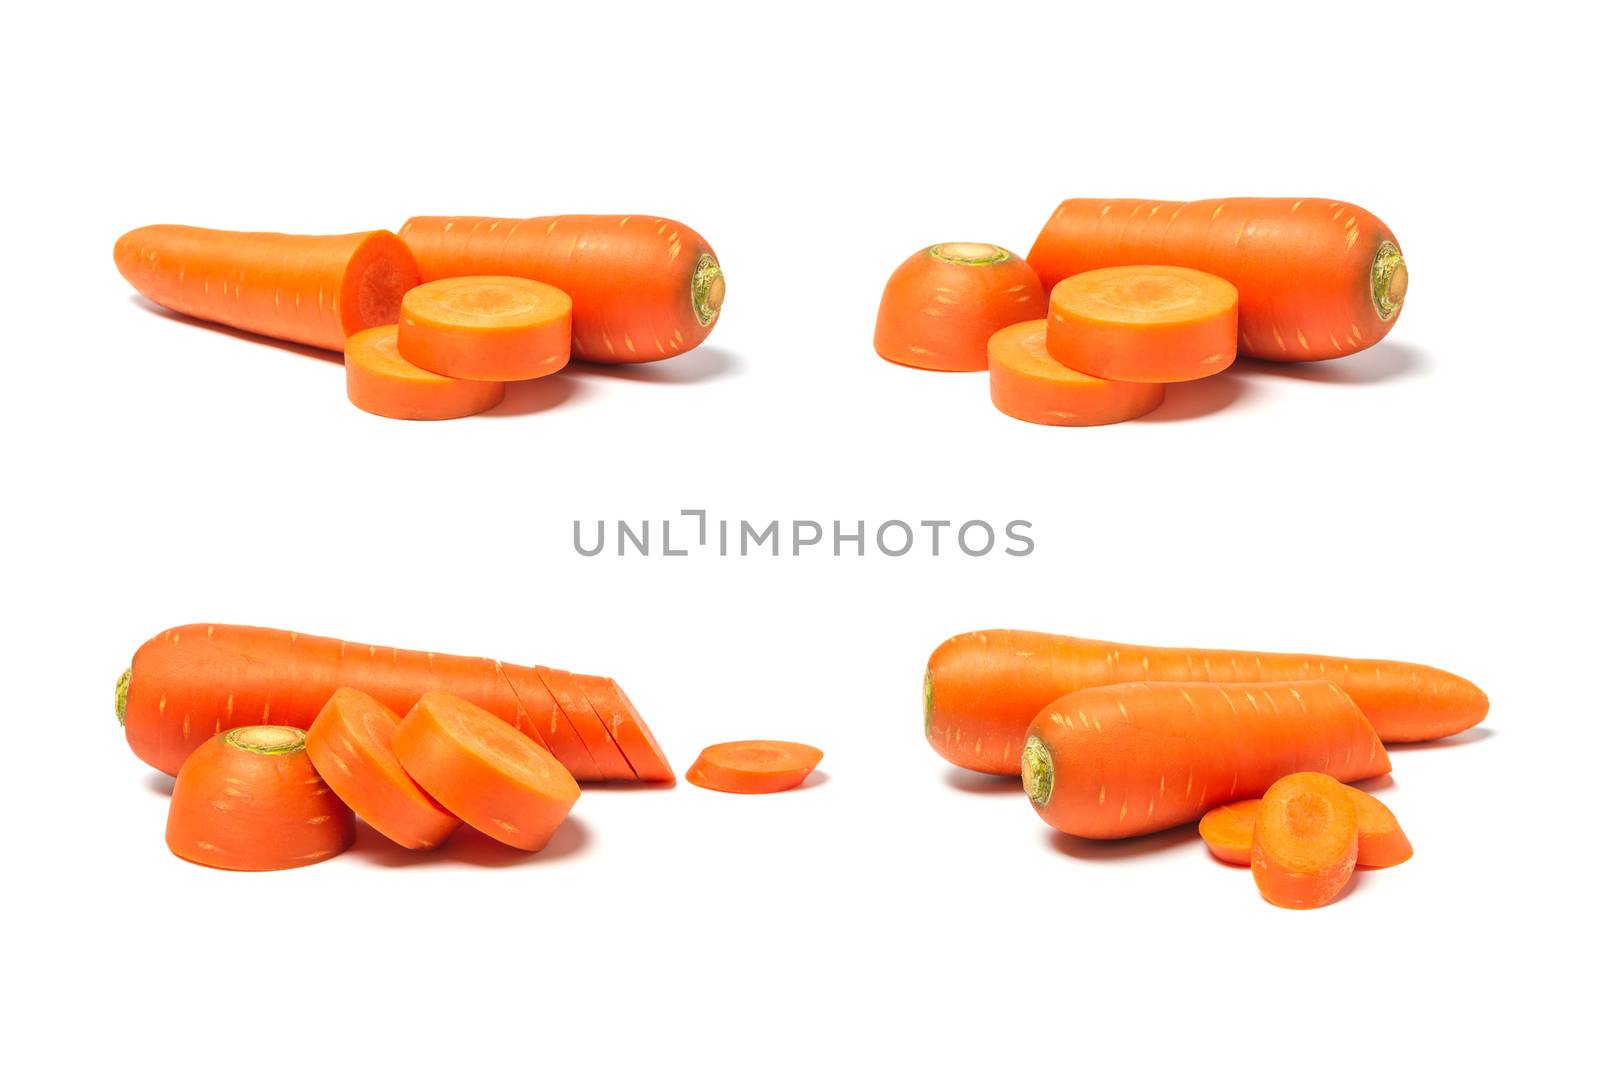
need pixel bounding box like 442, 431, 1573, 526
1021, 735, 1053, 807
1371, 240, 1407, 321
922, 668, 934, 739
115, 668, 131, 727
692, 254, 724, 328
929, 242, 1011, 267
223, 725, 306, 755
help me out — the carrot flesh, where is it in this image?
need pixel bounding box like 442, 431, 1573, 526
390, 692, 579, 851
305, 688, 459, 850
1022, 680, 1389, 839
114, 225, 418, 352
540, 667, 635, 782
686, 740, 823, 794
397, 276, 572, 381
874, 243, 1045, 371
398, 215, 722, 364
988, 319, 1165, 425
1028, 198, 1407, 361
1251, 772, 1360, 909
1198, 799, 1261, 866
166, 725, 354, 871
1346, 787, 1413, 868
1046, 266, 1237, 383
925, 630, 1489, 775
582, 675, 676, 783
345, 325, 505, 420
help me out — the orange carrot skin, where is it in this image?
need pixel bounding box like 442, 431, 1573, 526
114, 225, 419, 352
1251, 772, 1360, 909
1023, 681, 1389, 839
398, 215, 721, 363
1027, 199, 1406, 361
926, 630, 1488, 775
686, 740, 824, 794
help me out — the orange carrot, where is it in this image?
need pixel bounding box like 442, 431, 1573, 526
540, 668, 635, 782
345, 325, 505, 420
926, 630, 1489, 775
117, 623, 666, 783
1046, 266, 1237, 382
391, 692, 579, 851
114, 225, 418, 352
874, 243, 1044, 371
686, 740, 823, 794
166, 725, 354, 871
529, 667, 605, 783
305, 688, 460, 850
397, 276, 571, 381
1346, 787, 1413, 868
1022, 681, 1389, 839
988, 319, 1166, 425
1198, 799, 1261, 866
1028, 198, 1407, 361
578, 675, 677, 784
398, 215, 722, 363
1251, 772, 1360, 908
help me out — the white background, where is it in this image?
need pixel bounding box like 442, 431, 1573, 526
4, 1, 1595, 1061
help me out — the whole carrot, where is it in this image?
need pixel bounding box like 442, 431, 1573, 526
925, 630, 1488, 775
1027, 198, 1407, 361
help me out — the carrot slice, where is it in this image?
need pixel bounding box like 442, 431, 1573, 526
390, 692, 579, 851
988, 319, 1165, 426
166, 725, 353, 871
1346, 787, 1413, 868
344, 325, 504, 420
397, 276, 572, 381
1251, 772, 1360, 909
1198, 799, 1261, 866
305, 688, 459, 850
584, 676, 676, 783
874, 243, 1045, 371
686, 740, 822, 794
540, 667, 635, 781
1046, 266, 1238, 383
527, 667, 604, 782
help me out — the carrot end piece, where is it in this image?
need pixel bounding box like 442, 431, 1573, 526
223, 725, 307, 754
1021, 734, 1053, 806
1371, 241, 1407, 321
116, 667, 131, 726
692, 253, 724, 327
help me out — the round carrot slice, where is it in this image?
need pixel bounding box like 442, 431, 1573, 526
988, 319, 1165, 426
345, 325, 504, 420
1046, 265, 1238, 382
686, 740, 822, 794
874, 243, 1045, 371
1346, 787, 1413, 868
166, 725, 354, 871
391, 692, 579, 851
398, 275, 572, 381
305, 688, 459, 850
1251, 772, 1359, 909
1198, 799, 1261, 866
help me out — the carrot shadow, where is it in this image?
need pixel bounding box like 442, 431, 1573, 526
1236, 339, 1426, 385
565, 345, 739, 385
142, 771, 175, 797
1044, 822, 1197, 861
128, 295, 341, 365
1139, 372, 1251, 422
578, 778, 679, 792
792, 769, 830, 791
942, 766, 1020, 795
345, 814, 591, 868
481, 373, 584, 417
1388, 726, 1495, 752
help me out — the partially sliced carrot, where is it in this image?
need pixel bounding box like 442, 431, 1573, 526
390, 692, 579, 851
874, 243, 1044, 371
584, 676, 676, 783
529, 667, 604, 782
397, 275, 572, 381
166, 725, 354, 871
1251, 772, 1359, 909
345, 325, 504, 420
1346, 787, 1413, 868
305, 688, 459, 850
686, 740, 822, 794
542, 667, 635, 781
988, 319, 1165, 426
1198, 799, 1261, 866
1046, 266, 1238, 383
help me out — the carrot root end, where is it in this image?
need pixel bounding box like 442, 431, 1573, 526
1022, 734, 1053, 806
1370, 240, 1406, 321
115, 668, 131, 727
692, 254, 724, 327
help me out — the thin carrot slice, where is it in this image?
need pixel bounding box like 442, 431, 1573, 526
390, 692, 579, 851
345, 325, 504, 420
686, 740, 822, 794
166, 725, 354, 871
539, 667, 634, 781
1046, 266, 1238, 383
874, 243, 1045, 371
1346, 787, 1413, 868
305, 688, 459, 850
1198, 799, 1261, 866
528, 667, 605, 782
1251, 772, 1360, 909
584, 676, 676, 783
988, 319, 1165, 426
397, 276, 572, 381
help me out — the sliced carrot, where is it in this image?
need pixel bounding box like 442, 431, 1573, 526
390, 692, 579, 851
345, 325, 504, 420
1252, 772, 1360, 909
397, 276, 571, 381
874, 243, 1045, 371
1198, 799, 1261, 866
528, 667, 604, 782
305, 688, 459, 850
583, 676, 676, 783
541, 667, 635, 781
686, 740, 822, 794
1046, 266, 1238, 383
166, 725, 354, 871
987, 319, 1165, 426
1346, 787, 1413, 868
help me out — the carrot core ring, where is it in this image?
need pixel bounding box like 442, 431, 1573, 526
1371, 240, 1407, 320
223, 725, 306, 754
692, 253, 725, 327
929, 242, 1009, 267
1022, 734, 1053, 805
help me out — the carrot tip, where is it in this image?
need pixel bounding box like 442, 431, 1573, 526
692, 253, 724, 327
223, 725, 306, 755
1371, 240, 1407, 321
1021, 734, 1053, 806
115, 667, 131, 727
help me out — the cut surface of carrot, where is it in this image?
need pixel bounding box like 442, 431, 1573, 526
582, 675, 676, 783
397, 275, 572, 381
166, 725, 354, 871
686, 740, 823, 794
305, 688, 459, 850
344, 325, 505, 420
391, 692, 579, 851
1198, 799, 1262, 866
874, 243, 1044, 371
987, 319, 1165, 425
1252, 772, 1360, 909
1346, 787, 1413, 868
1046, 266, 1238, 383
